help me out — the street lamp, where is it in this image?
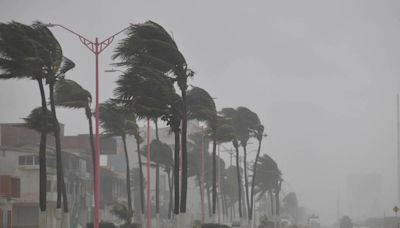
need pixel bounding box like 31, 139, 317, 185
47, 23, 132, 228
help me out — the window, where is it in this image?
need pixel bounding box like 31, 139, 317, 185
26, 156, 33, 165
18, 156, 26, 166
34, 156, 39, 165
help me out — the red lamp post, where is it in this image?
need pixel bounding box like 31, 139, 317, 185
47, 23, 132, 228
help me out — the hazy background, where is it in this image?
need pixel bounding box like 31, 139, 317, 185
1, 0, 400, 224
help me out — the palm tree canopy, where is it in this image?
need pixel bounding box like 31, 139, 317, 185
221, 107, 262, 146
99, 100, 138, 137
114, 66, 176, 119
0, 21, 62, 80
253, 154, 282, 197
23, 107, 55, 134
113, 21, 188, 78
212, 116, 235, 144
141, 139, 173, 169
187, 86, 216, 123
54, 78, 91, 109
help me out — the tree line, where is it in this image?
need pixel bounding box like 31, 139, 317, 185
0, 20, 282, 228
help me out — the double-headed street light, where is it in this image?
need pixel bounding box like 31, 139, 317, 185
47, 23, 132, 228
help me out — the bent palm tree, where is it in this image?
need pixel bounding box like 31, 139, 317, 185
235, 107, 260, 220
114, 21, 194, 214
253, 154, 282, 223
249, 124, 265, 221
113, 64, 183, 218
54, 78, 94, 172
100, 100, 139, 224
0, 21, 67, 225
187, 86, 219, 217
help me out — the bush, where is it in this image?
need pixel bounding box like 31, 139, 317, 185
201, 223, 230, 228
86, 222, 116, 228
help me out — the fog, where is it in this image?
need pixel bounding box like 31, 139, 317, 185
1, 0, 400, 225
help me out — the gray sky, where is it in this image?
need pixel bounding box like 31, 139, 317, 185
1, 0, 400, 224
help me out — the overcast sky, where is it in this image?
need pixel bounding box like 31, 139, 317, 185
1, 0, 400, 224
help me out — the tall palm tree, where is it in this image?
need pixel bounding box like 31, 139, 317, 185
113, 21, 193, 215
253, 154, 282, 220
249, 124, 265, 221
54, 78, 94, 173
220, 108, 244, 218
99, 100, 139, 224
113, 64, 183, 219
235, 107, 261, 220
187, 86, 219, 217
0, 21, 66, 226
47, 58, 76, 225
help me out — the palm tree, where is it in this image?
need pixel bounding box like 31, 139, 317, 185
99, 100, 139, 224
220, 108, 244, 218
54, 78, 94, 173
113, 21, 193, 215
187, 86, 219, 218
113, 64, 183, 219
253, 154, 282, 225
24, 107, 56, 134
0, 21, 66, 226
47, 57, 76, 226
249, 124, 265, 221
235, 107, 260, 220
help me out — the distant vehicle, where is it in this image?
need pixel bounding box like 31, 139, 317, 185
308, 215, 320, 228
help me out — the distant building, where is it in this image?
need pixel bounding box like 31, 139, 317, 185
346, 173, 381, 221
0, 123, 93, 228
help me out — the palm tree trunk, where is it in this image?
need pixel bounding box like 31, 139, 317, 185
85, 107, 96, 177
250, 138, 263, 221
135, 136, 145, 217
37, 78, 47, 227
156, 162, 160, 213
168, 169, 173, 219
154, 118, 159, 141
50, 83, 69, 228
180, 88, 188, 214
269, 190, 274, 219
49, 83, 68, 211
243, 145, 251, 219
173, 128, 180, 215
206, 183, 212, 217
233, 142, 242, 218
212, 134, 217, 216
275, 180, 282, 228
122, 135, 133, 223
154, 118, 160, 228
275, 191, 280, 228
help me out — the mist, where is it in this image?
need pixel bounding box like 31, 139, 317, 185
1, 0, 400, 225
